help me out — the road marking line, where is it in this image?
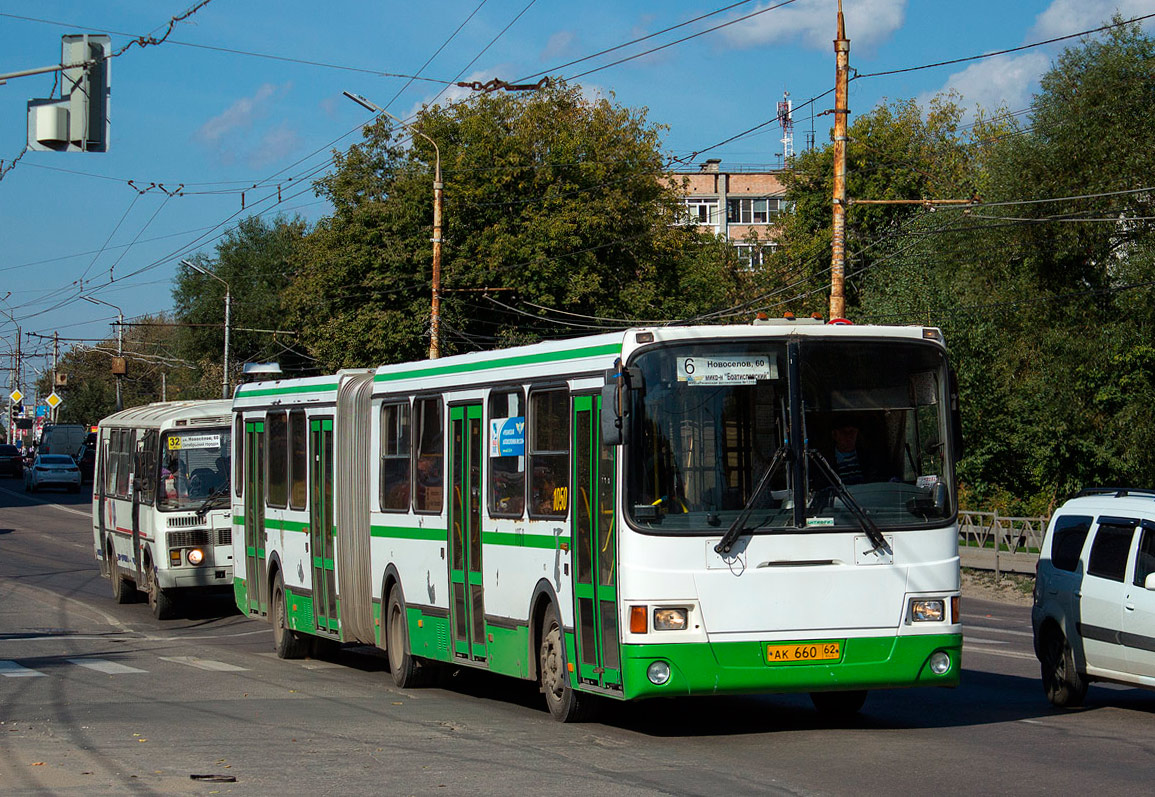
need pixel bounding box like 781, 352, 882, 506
67, 658, 147, 674
963, 625, 1034, 638
160, 656, 248, 672
0, 660, 47, 677
255, 652, 342, 668
964, 637, 1009, 645
0, 484, 90, 517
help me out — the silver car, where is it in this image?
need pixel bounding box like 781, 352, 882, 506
1032, 488, 1155, 707
24, 454, 82, 493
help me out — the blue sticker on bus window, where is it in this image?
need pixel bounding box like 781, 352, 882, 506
490, 417, 525, 457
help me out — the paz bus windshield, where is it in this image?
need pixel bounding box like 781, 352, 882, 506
157, 428, 232, 511
624, 338, 954, 533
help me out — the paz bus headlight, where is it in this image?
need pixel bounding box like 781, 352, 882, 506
653, 608, 688, 630
187, 548, 205, 565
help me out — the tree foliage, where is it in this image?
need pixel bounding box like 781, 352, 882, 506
286, 81, 751, 369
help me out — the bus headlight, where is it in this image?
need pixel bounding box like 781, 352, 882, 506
187, 548, 205, 566
647, 661, 671, 685
910, 598, 945, 622
929, 651, 951, 675
653, 608, 688, 631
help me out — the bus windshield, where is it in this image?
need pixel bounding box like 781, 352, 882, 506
157, 427, 231, 511
624, 338, 954, 533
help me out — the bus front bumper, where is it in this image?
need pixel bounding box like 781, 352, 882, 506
620, 633, 961, 700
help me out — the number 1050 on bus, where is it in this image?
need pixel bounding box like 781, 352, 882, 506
766, 642, 842, 663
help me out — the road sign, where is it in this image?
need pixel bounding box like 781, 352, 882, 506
46, 392, 62, 410
8, 389, 22, 404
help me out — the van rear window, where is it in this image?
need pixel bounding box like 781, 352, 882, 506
1087, 521, 1137, 582
1050, 515, 1092, 572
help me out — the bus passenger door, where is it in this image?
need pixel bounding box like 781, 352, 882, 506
244, 420, 266, 616
310, 418, 337, 634
448, 403, 486, 662
573, 395, 622, 691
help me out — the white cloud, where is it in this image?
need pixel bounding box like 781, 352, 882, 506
1031, 0, 1154, 39
540, 30, 576, 61
918, 52, 1050, 118
249, 123, 303, 169
196, 82, 291, 144
723, 0, 906, 51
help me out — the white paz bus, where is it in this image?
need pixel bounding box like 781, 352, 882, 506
231, 320, 963, 720
92, 400, 234, 619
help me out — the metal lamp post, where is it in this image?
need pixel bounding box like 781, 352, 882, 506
179, 259, 232, 399
343, 90, 444, 359
81, 295, 123, 411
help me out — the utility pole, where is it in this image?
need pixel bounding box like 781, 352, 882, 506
51, 331, 59, 423
179, 260, 232, 398
82, 295, 123, 411
830, 0, 850, 321
343, 91, 444, 359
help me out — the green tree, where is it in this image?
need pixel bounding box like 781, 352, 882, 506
173, 215, 311, 383
287, 81, 750, 369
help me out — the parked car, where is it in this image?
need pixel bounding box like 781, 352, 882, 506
24, 454, 81, 493
0, 444, 22, 478
1032, 488, 1155, 707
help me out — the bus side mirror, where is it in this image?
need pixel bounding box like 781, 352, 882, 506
601, 361, 640, 446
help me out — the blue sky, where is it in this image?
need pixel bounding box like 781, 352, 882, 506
0, 0, 1151, 386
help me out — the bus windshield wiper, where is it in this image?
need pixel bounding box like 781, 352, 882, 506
194, 484, 230, 518
714, 445, 790, 555
806, 450, 890, 553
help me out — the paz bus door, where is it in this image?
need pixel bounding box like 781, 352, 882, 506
309, 417, 338, 634
243, 419, 266, 616
448, 403, 486, 662
572, 395, 621, 691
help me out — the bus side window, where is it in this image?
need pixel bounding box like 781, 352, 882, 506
529, 389, 569, 519
234, 414, 244, 498
105, 429, 119, 497
413, 397, 443, 513
488, 389, 525, 518
380, 401, 411, 512
267, 411, 288, 508
289, 410, 307, 511
138, 430, 157, 505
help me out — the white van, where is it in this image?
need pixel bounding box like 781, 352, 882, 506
40, 424, 89, 458
1032, 488, 1155, 707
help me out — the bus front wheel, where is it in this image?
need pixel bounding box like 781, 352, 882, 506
145, 565, 176, 620
272, 574, 308, 659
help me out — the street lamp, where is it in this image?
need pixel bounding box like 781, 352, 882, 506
343, 90, 444, 359
81, 294, 123, 411
179, 259, 232, 399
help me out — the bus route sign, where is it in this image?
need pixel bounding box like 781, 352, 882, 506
676, 355, 776, 386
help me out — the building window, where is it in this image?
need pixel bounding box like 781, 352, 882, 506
733, 242, 779, 269
681, 199, 719, 226
727, 197, 790, 224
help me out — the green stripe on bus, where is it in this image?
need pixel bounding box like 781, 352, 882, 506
481, 531, 572, 549
237, 381, 339, 398
370, 525, 448, 541
374, 342, 621, 383
265, 518, 309, 533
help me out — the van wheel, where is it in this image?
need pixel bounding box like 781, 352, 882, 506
1041, 629, 1087, 708
272, 574, 308, 659
539, 605, 594, 722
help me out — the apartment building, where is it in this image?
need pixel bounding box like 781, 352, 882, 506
672, 159, 790, 267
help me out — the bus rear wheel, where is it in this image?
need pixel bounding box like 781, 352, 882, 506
272, 574, 308, 659
539, 605, 592, 722
108, 541, 134, 604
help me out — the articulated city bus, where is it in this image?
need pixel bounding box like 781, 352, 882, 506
232, 320, 962, 720
92, 400, 234, 619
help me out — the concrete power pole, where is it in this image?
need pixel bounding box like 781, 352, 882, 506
51, 331, 58, 423
830, 0, 850, 320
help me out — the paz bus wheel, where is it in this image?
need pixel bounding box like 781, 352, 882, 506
108, 541, 134, 605
539, 605, 593, 722
271, 574, 308, 659
146, 566, 176, 620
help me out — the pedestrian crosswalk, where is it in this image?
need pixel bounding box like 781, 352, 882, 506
0, 656, 249, 678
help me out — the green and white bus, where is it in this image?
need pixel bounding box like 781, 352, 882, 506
231, 320, 963, 720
